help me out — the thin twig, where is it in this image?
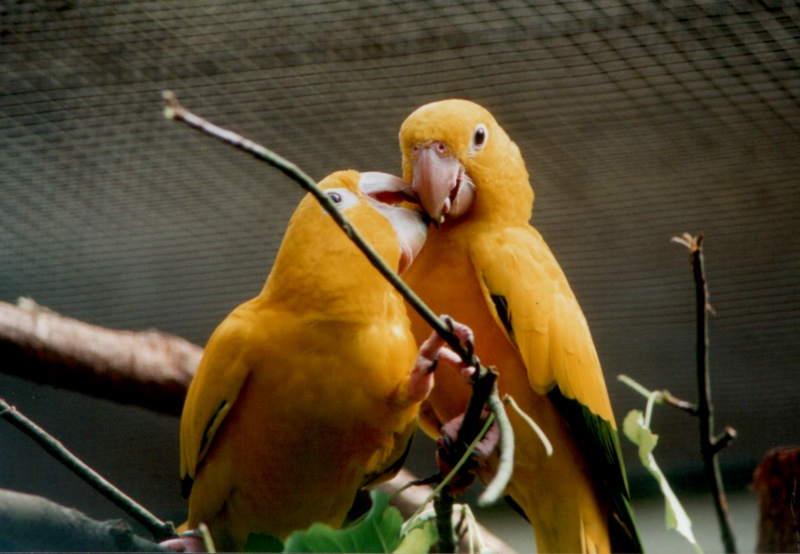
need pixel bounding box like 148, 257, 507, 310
674, 232, 737, 553
163, 90, 516, 508
618, 374, 699, 416
163, 92, 457, 359
478, 389, 516, 506
0, 398, 177, 542
713, 427, 738, 454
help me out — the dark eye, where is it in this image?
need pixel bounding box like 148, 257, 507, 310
328, 191, 342, 203
472, 124, 488, 150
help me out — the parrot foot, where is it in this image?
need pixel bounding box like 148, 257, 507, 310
436, 410, 500, 497
440, 315, 477, 382
408, 315, 476, 402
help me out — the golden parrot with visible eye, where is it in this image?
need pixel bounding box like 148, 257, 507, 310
399, 100, 643, 553
178, 170, 433, 551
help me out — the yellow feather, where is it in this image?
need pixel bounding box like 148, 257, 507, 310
400, 100, 642, 553
180, 170, 424, 550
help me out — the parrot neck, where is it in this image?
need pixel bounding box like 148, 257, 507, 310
258, 252, 402, 323
471, 184, 533, 225
468, 139, 534, 225
254, 194, 406, 322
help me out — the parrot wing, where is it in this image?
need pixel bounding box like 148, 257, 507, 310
470, 226, 643, 552
179, 303, 258, 498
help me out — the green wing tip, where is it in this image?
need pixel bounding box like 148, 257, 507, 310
548, 387, 644, 552
181, 475, 194, 499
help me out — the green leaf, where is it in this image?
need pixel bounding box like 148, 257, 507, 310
392, 519, 437, 554
245, 533, 285, 552
623, 410, 703, 554
282, 490, 403, 553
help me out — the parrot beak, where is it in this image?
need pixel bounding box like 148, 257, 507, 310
359, 172, 428, 274
359, 171, 417, 206
411, 142, 475, 225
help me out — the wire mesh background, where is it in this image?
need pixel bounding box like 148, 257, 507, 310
1, 0, 798, 550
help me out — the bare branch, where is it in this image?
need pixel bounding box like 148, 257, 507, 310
674, 233, 738, 553
618, 374, 699, 416
0, 489, 167, 552
661, 390, 700, 416
0, 299, 199, 416
478, 389, 517, 505
712, 427, 738, 454
0, 398, 177, 541
163, 91, 468, 363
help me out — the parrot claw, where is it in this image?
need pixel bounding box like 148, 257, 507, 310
407, 316, 476, 402
442, 315, 474, 356
441, 314, 476, 382
436, 410, 500, 497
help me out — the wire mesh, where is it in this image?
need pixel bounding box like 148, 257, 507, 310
1, 0, 798, 539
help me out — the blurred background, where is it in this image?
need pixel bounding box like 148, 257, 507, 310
1, 1, 798, 551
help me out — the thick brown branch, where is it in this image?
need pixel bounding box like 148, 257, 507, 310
0, 489, 167, 552
0, 299, 200, 416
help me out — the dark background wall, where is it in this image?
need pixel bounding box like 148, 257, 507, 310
2, 1, 798, 551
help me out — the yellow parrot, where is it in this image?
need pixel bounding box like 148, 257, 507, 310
178, 170, 433, 551
399, 100, 643, 553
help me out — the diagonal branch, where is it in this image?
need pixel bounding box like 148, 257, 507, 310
0, 398, 177, 542
162, 91, 516, 516
162, 92, 457, 361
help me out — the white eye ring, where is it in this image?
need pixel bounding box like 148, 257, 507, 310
471, 123, 488, 152
323, 188, 360, 213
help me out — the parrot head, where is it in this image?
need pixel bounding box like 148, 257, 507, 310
399, 99, 533, 226
293, 170, 428, 274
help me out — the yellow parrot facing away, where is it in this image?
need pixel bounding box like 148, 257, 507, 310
400, 100, 644, 553
178, 170, 436, 551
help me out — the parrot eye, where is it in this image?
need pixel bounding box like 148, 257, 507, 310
322, 188, 360, 213
470, 123, 488, 153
